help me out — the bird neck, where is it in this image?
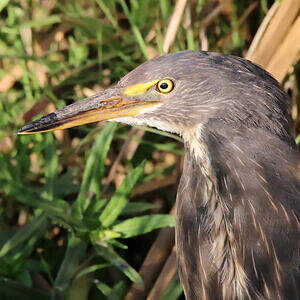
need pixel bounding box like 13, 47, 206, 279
178, 124, 299, 299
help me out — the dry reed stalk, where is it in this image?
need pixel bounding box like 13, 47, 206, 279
146, 246, 178, 300
246, 1, 280, 60
124, 206, 176, 300
266, 16, 300, 82
248, 0, 300, 66
163, 0, 188, 53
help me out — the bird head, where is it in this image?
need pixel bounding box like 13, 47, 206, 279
16, 50, 291, 143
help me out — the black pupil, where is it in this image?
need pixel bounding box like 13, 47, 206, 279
160, 82, 169, 90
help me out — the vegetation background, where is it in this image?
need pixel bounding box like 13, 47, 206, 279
0, 0, 299, 299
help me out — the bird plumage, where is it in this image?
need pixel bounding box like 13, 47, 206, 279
177, 124, 299, 299
17, 50, 300, 299
120, 51, 300, 299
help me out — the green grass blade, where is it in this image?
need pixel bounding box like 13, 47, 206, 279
112, 214, 175, 238
44, 133, 59, 201
73, 122, 117, 218
95, 280, 126, 300
118, 0, 149, 60
99, 160, 146, 227
0, 0, 10, 13
1, 180, 71, 220
0, 277, 50, 300
95, 245, 143, 287
22, 15, 62, 29
0, 214, 47, 257
121, 202, 158, 215
95, 281, 117, 299
96, 0, 118, 29
20, 59, 33, 101
52, 233, 87, 299
75, 263, 111, 280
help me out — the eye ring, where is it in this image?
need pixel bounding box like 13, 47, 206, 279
156, 79, 174, 94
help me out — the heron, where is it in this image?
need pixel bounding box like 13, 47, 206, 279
17, 50, 300, 299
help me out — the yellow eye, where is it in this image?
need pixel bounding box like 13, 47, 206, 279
156, 79, 174, 94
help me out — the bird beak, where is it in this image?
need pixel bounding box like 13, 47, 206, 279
15, 87, 160, 134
